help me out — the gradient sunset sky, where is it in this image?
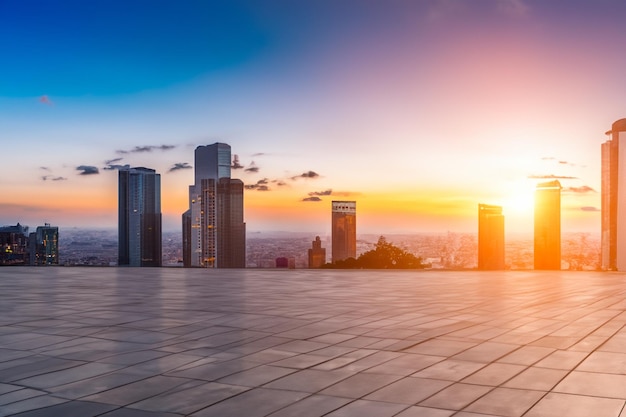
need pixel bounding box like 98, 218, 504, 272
2, 0, 625, 235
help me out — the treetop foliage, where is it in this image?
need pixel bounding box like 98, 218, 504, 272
324, 236, 427, 269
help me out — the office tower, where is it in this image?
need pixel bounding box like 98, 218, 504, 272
308, 236, 326, 268
29, 223, 59, 265
534, 180, 561, 270
0, 223, 29, 265
601, 118, 626, 270
332, 201, 356, 263
118, 167, 162, 267
183, 143, 246, 268
477, 204, 505, 270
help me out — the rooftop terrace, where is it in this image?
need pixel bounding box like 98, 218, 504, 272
1, 268, 626, 416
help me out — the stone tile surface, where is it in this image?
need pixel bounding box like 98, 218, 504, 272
2, 268, 626, 416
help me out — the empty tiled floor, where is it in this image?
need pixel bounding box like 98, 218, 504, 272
1, 268, 626, 416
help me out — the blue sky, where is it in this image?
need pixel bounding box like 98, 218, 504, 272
2, 0, 626, 234
1, 0, 269, 96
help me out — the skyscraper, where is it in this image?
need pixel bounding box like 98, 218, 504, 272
477, 204, 504, 270
308, 236, 326, 268
118, 167, 162, 267
0, 223, 29, 266
601, 118, 626, 270
332, 201, 356, 263
29, 223, 59, 265
534, 180, 561, 270
183, 143, 246, 268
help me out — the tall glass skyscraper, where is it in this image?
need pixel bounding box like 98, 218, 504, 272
534, 180, 561, 270
332, 201, 356, 263
118, 167, 162, 267
183, 143, 246, 268
601, 118, 626, 271
29, 223, 59, 265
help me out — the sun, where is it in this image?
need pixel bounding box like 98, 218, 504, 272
500, 182, 536, 217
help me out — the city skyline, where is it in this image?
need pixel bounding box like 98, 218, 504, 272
2, 1, 625, 236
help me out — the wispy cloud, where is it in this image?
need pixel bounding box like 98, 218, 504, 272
103, 157, 130, 171
528, 174, 578, 180
168, 162, 192, 172
245, 161, 260, 173
563, 186, 596, 194
308, 189, 333, 196
581, 206, 600, 212
103, 164, 130, 171
251, 152, 266, 157
291, 171, 320, 180
245, 178, 270, 191
105, 158, 123, 165
116, 145, 176, 154
41, 175, 67, 181
232, 155, 244, 170
76, 165, 99, 175
300, 189, 359, 202
302, 196, 322, 202
40, 166, 51, 172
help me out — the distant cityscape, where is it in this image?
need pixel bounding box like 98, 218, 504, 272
0, 226, 601, 271
2, 119, 625, 270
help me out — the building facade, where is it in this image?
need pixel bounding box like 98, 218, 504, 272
332, 201, 356, 263
183, 143, 246, 268
477, 204, 505, 270
0, 223, 29, 265
118, 167, 162, 267
308, 236, 326, 268
601, 118, 626, 270
29, 223, 59, 265
534, 180, 561, 270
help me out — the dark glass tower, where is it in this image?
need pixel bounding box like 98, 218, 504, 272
183, 143, 246, 268
477, 204, 504, 270
118, 167, 162, 267
30, 223, 59, 265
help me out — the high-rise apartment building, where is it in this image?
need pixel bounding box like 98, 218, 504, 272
601, 118, 626, 270
534, 180, 561, 270
477, 204, 504, 270
182, 143, 246, 268
118, 167, 162, 267
308, 236, 326, 268
332, 201, 356, 263
29, 223, 59, 265
0, 223, 29, 265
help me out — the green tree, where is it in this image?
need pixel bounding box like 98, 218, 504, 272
323, 236, 427, 269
